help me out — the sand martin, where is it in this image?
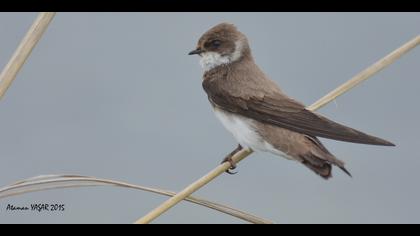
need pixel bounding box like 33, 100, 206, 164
189, 23, 395, 179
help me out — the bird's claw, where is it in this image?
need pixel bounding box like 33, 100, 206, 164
221, 156, 238, 175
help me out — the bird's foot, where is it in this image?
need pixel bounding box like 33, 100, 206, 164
221, 155, 237, 175
220, 144, 243, 175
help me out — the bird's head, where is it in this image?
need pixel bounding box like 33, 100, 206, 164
189, 23, 251, 71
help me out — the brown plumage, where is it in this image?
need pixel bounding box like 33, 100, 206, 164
190, 23, 395, 179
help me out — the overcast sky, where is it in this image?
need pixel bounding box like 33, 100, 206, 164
0, 12, 419, 224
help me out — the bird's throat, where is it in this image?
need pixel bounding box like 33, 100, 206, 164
200, 52, 231, 72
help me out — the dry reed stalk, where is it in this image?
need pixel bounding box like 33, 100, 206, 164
308, 35, 420, 111
0, 175, 272, 224
135, 35, 420, 224
0, 12, 56, 100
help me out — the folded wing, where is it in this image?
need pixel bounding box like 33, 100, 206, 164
203, 81, 395, 146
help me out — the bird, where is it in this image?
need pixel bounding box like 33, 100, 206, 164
188, 23, 395, 179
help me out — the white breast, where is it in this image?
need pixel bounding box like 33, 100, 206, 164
213, 108, 293, 159
214, 108, 261, 149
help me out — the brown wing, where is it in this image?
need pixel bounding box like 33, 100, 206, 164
203, 79, 395, 146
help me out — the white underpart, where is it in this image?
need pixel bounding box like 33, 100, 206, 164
213, 108, 292, 160
199, 41, 244, 72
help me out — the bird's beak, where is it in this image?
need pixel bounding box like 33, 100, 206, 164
188, 48, 204, 55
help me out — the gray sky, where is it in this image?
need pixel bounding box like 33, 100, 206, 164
0, 12, 419, 224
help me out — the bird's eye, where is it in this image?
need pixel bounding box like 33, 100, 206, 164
211, 40, 222, 48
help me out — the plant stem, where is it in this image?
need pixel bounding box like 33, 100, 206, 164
0, 12, 56, 100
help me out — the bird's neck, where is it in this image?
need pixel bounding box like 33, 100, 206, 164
202, 52, 253, 73
203, 54, 256, 84
200, 42, 253, 72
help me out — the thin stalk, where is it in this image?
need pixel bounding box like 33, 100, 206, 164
0, 12, 56, 100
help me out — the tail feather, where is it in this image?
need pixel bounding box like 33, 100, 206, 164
339, 166, 352, 178
301, 160, 332, 180
301, 136, 352, 180
301, 156, 352, 180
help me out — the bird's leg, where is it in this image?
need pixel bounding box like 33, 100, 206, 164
221, 144, 243, 175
